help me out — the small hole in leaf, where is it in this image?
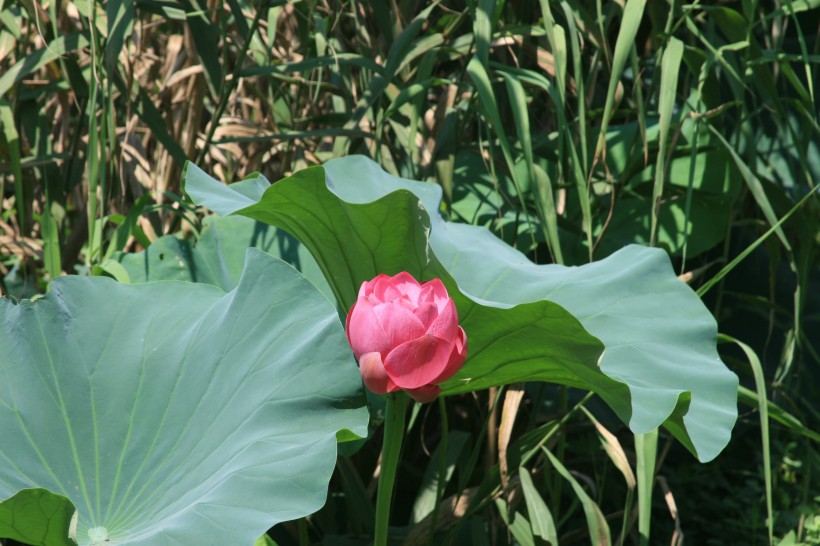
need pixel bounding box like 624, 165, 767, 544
158, 252, 165, 260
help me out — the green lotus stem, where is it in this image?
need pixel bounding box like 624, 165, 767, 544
374, 392, 409, 546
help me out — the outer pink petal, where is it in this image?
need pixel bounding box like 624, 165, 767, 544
346, 300, 390, 359
390, 271, 421, 305
405, 384, 441, 403
359, 352, 390, 394
413, 301, 439, 330
372, 301, 426, 348
383, 334, 454, 389
376, 272, 420, 300
359, 274, 389, 298
432, 327, 468, 384
425, 297, 458, 342
419, 278, 451, 311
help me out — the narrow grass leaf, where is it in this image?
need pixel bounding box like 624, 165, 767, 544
474, 0, 494, 67
581, 407, 635, 490
650, 37, 684, 246
498, 386, 526, 490
552, 25, 568, 99
337, 3, 437, 153
595, 0, 647, 159
657, 476, 684, 546
777, 0, 820, 14
697, 187, 818, 297
95, 259, 132, 283
41, 206, 61, 279
560, 1, 589, 171
466, 57, 534, 244
123, 83, 188, 165
212, 128, 371, 145
719, 335, 774, 545
395, 33, 445, 74
519, 467, 558, 545
536, 0, 568, 140
104, 0, 134, 68
0, 33, 89, 97
225, 0, 249, 36
383, 78, 446, 121
494, 63, 592, 258
86, 41, 101, 265
583, 404, 635, 545
136, 2, 186, 19
707, 125, 792, 251
411, 431, 469, 524
179, 0, 222, 97
0, 9, 21, 38
494, 498, 536, 546
104, 195, 149, 259
383, 4, 438, 85
541, 446, 611, 546
581, 406, 636, 544
538, 0, 557, 46
404, 52, 436, 177
0, 99, 25, 229
737, 386, 820, 443
499, 71, 563, 263
635, 428, 658, 546
630, 48, 648, 165
241, 54, 384, 77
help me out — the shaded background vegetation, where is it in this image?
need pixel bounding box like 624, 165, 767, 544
1, 0, 818, 545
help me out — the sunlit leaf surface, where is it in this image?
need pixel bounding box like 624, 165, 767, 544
0, 250, 368, 545
186, 156, 738, 462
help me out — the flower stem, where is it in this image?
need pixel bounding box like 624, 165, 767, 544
374, 392, 409, 546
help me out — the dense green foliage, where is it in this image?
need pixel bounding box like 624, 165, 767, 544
1, 0, 817, 545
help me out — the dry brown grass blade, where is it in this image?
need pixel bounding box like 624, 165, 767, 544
657, 475, 684, 546
676, 259, 723, 284
582, 407, 636, 490
0, 217, 42, 260
0, 235, 42, 259
498, 383, 526, 492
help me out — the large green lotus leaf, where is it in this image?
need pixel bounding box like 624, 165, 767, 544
184, 167, 621, 422
115, 214, 332, 299
185, 157, 738, 462
0, 489, 77, 545
0, 249, 368, 545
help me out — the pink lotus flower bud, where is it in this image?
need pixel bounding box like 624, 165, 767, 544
345, 272, 468, 403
